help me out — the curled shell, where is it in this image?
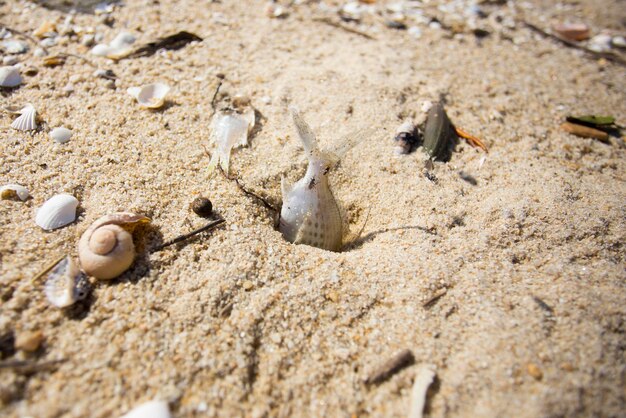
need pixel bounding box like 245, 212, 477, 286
0, 66, 22, 88
393, 120, 417, 154
44, 256, 90, 308
423, 102, 456, 161
50, 127, 72, 143
1, 184, 29, 201
11, 103, 37, 131
127, 83, 170, 109
35, 193, 79, 230
78, 213, 150, 280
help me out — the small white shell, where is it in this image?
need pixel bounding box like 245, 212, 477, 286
1, 183, 29, 201
44, 256, 90, 308
127, 83, 170, 109
121, 400, 171, 418
11, 103, 37, 131
90, 31, 135, 59
50, 127, 72, 143
35, 193, 79, 230
1, 39, 29, 54
0, 66, 22, 88
78, 212, 150, 280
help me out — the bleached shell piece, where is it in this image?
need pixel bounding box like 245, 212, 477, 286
78, 212, 150, 280
110, 32, 136, 49
50, 127, 72, 143
90, 44, 113, 56
120, 400, 171, 418
35, 193, 79, 230
127, 83, 170, 109
11, 104, 37, 131
44, 256, 90, 308
1, 183, 29, 201
0, 66, 22, 88
91, 32, 136, 59
207, 110, 254, 174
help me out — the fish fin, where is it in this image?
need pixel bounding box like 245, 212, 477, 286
207, 153, 219, 176
290, 107, 318, 155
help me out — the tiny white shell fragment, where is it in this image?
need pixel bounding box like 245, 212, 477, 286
127, 83, 170, 109
1, 184, 29, 201
50, 127, 72, 143
0, 66, 22, 88
44, 256, 90, 308
35, 193, 79, 230
2, 39, 29, 54
207, 110, 255, 174
11, 103, 37, 131
120, 400, 171, 418
90, 31, 136, 59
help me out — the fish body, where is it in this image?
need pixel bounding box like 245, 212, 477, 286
279, 110, 343, 251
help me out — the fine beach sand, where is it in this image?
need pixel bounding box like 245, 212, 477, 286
1, 0, 625, 417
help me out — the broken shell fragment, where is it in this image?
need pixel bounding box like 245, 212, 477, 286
127, 83, 170, 109
207, 109, 255, 174
35, 193, 79, 230
423, 102, 456, 161
0, 66, 22, 88
1, 184, 29, 201
44, 256, 90, 308
10, 103, 37, 131
121, 400, 171, 418
78, 213, 150, 280
50, 127, 72, 143
393, 120, 417, 154
90, 31, 136, 59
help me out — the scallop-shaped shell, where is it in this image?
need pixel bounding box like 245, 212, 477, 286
127, 83, 170, 109
121, 400, 171, 418
0, 66, 22, 88
50, 127, 72, 143
78, 212, 150, 280
11, 104, 37, 131
44, 256, 90, 308
1, 183, 29, 201
35, 193, 79, 230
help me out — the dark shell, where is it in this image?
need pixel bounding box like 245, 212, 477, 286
191, 197, 213, 218
423, 102, 457, 161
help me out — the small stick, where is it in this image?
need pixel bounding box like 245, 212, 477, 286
0, 358, 65, 373
532, 296, 554, 314
560, 122, 609, 142
152, 218, 225, 252
455, 127, 488, 152
313, 17, 375, 40
422, 288, 448, 308
365, 349, 415, 386
408, 365, 436, 418
209, 76, 224, 118
522, 20, 626, 67
31, 255, 66, 283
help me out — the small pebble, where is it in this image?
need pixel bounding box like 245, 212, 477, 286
191, 197, 213, 217
243, 280, 254, 290
612, 35, 626, 48
81, 34, 95, 46
15, 330, 44, 352
2, 56, 18, 65
40, 37, 57, 48
527, 363, 543, 380
232, 94, 251, 108
50, 127, 72, 143
33, 48, 47, 57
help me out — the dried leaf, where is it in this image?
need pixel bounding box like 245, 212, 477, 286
566, 115, 615, 127
560, 122, 609, 142
128, 31, 202, 58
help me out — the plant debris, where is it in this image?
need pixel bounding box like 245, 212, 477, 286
152, 217, 225, 252
127, 31, 203, 58
560, 121, 609, 142
565, 115, 616, 128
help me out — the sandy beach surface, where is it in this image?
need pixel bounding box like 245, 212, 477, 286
1, 0, 625, 417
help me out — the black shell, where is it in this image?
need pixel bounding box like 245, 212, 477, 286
423, 103, 456, 161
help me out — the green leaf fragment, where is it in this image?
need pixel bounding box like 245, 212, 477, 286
567, 115, 615, 126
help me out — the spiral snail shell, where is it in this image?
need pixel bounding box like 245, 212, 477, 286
78, 212, 150, 280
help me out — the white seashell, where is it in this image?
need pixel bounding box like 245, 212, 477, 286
50, 127, 72, 143
207, 109, 255, 174
35, 193, 79, 230
3, 56, 18, 65
78, 212, 150, 280
90, 32, 135, 59
11, 103, 37, 131
2, 39, 29, 54
0, 66, 22, 88
127, 83, 170, 109
44, 256, 90, 308
1, 183, 29, 201
120, 400, 171, 418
